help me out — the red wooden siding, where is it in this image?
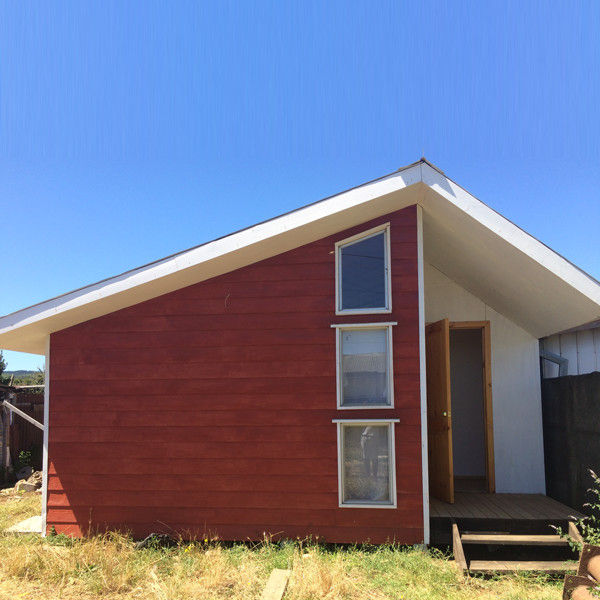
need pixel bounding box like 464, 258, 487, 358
47, 204, 423, 543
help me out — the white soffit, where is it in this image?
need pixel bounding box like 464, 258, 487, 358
421, 163, 600, 338
1, 159, 599, 353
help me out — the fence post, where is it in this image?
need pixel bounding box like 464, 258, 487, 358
1, 405, 8, 480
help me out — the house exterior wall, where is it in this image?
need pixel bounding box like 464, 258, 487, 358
424, 263, 546, 494
46, 205, 423, 544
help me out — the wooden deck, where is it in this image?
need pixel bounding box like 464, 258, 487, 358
430, 492, 584, 545
431, 492, 584, 521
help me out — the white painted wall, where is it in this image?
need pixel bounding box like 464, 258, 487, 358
541, 328, 600, 377
424, 263, 546, 494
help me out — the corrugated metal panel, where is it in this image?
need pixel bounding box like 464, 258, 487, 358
542, 336, 561, 378
577, 329, 597, 374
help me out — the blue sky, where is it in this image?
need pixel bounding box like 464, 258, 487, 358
1, 1, 599, 370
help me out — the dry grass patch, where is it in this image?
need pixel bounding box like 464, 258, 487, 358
0, 492, 563, 599
288, 545, 563, 600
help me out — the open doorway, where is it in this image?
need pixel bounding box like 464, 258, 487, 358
450, 327, 486, 492
425, 320, 494, 503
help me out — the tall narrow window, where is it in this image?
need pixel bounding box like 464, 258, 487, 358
336, 224, 391, 314
333, 323, 395, 409
334, 420, 397, 507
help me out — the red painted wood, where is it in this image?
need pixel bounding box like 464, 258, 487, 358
47, 205, 423, 542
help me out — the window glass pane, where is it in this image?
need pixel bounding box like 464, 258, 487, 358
341, 328, 389, 407
342, 424, 391, 504
340, 231, 386, 310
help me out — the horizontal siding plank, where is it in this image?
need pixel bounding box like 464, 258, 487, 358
46, 522, 424, 545
48, 458, 341, 476
48, 424, 423, 444
49, 408, 422, 428
50, 375, 421, 397
47, 469, 423, 493
52, 341, 418, 367
49, 438, 421, 460
53, 326, 419, 351
114, 292, 419, 318
49, 390, 421, 412
51, 357, 420, 381
47, 500, 423, 527
55, 310, 418, 335
47, 474, 338, 493
47, 491, 344, 510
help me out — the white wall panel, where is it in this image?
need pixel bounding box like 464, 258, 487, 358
560, 333, 579, 375
577, 330, 597, 374
424, 263, 546, 494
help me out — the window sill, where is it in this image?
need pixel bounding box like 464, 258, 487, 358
339, 502, 397, 509
335, 308, 392, 316
336, 404, 395, 410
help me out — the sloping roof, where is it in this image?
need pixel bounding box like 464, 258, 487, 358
1, 158, 600, 354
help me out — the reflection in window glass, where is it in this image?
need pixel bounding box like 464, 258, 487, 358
342, 424, 392, 504
341, 328, 389, 407
340, 231, 387, 311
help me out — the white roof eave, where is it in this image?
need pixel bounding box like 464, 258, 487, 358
1, 159, 599, 354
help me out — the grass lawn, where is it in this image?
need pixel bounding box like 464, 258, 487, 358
0, 492, 563, 599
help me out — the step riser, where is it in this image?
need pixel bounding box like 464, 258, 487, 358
469, 560, 577, 574
432, 517, 572, 545
461, 534, 569, 547
451, 522, 581, 574
462, 545, 576, 563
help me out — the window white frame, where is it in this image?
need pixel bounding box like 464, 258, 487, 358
333, 419, 399, 508
335, 223, 392, 315
331, 322, 396, 409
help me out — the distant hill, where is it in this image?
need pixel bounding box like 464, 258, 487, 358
4, 370, 38, 376
2, 370, 44, 387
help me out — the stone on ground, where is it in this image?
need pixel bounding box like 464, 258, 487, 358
6, 515, 42, 534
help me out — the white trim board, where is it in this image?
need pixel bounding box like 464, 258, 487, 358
41, 336, 50, 537
416, 204, 430, 545
331, 322, 398, 328
334, 222, 392, 315
1, 158, 600, 353
334, 323, 396, 410
334, 420, 399, 509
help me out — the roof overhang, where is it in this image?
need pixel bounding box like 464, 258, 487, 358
1, 160, 599, 354
420, 166, 600, 337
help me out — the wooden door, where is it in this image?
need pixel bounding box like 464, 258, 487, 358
426, 318, 454, 503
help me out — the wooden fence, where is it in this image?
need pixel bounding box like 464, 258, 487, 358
542, 371, 600, 513
0, 388, 44, 473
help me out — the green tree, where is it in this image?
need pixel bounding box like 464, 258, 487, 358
0, 351, 6, 383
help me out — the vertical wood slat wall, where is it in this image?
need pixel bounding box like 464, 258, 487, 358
47, 205, 423, 544
541, 328, 600, 378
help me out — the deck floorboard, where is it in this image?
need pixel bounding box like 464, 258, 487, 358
430, 493, 583, 521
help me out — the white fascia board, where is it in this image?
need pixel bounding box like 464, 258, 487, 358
3, 159, 600, 354
0, 164, 422, 353
421, 163, 600, 306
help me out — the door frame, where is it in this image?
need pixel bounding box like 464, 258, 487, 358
449, 321, 495, 493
